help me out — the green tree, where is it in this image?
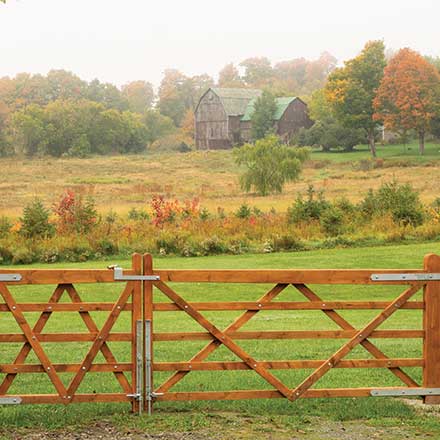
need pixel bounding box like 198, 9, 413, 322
143, 109, 176, 145
20, 199, 54, 239
121, 80, 154, 113
325, 40, 386, 157
250, 91, 277, 141
234, 134, 309, 196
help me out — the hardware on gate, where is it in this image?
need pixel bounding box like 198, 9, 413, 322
0, 397, 22, 405
371, 273, 440, 281
0, 274, 22, 282
371, 388, 440, 397
108, 265, 160, 281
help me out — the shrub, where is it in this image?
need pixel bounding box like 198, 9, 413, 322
11, 247, 34, 264
0, 247, 13, 264
20, 199, 54, 239
320, 206, 344, 236
271, 235, 305, 252
235, 204, 252, 219
0, 216, 12, 238
53, 190, 97, 234
128, 207, 150, 221
288, 185, 330, 224
360, 181, 424, 226
200, 236, 227, 255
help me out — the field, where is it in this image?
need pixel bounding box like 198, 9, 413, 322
1, 243, 440, 439
1, 142, 440, 217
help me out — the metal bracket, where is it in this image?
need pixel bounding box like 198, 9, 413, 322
127, 393, 142, 400
0, 397, 22, 404
149, 392, 164, 399
371, 388, 440, 397
0, 274, 22, 282
109, 266, 160, 282
371, 273, 440, 282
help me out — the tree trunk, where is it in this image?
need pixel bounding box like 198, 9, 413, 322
368, 129, 377, 157
419, 130, 425, 155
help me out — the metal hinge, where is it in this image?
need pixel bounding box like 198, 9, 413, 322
108, 265, 160, 281
127, 393, 142, 400
147, 392, 164, 401
371, 273, 440, 282
371, 388, 440, 397
0, 274, 22, 282
0, 397, 22, 404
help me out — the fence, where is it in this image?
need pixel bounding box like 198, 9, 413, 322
1, 253, 440, 413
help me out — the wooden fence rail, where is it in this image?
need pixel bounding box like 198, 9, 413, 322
0, 252, 439, 412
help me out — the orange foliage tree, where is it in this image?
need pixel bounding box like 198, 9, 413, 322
374, 48, 440, 154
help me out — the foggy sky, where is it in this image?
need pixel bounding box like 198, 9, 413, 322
0, 0, 439, 87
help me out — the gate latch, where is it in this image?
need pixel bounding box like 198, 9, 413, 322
371, 273, 440, 282
108, 265, 160, 281
0, 397, 22, 405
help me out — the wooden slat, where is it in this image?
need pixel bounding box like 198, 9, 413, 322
290, 283, 423, 401
0, 284, 66, 395
0, 303, 132, 312
66, 282, 135, 398
154, 280, 293, 400
154, 358, 424, 371
65, 284, 132, 395
423, 254, 440, 404
155, 284, 288, 393
4, 393, 131, 404
0, 284, 68, 398
0, 269, 135, 285
155, 387, 415, 401
153, 301, 424, 311
153, 329, 424, 341
0, 363, 132, 373
294, 283, 420, 388
0, 333, 132, 342
154, 269, 425, 285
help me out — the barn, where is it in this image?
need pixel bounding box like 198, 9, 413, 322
194, 87, 313, 149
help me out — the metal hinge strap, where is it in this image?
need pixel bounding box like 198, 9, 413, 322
371, 274, 440, 281
0, 397, 22, 404
371, 388, 440, 397
0, 274, 22, 282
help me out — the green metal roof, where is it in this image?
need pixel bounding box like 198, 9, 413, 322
241, 96, 298, 121
210, 88, 262, 116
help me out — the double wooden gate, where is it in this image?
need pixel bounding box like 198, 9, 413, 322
1, 253, 440, 413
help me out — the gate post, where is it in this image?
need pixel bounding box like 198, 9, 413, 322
131, 253, 143, 413
143, 253, 154, 414
423, 253, 440, 404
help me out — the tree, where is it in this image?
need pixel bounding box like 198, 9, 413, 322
240, 57, 273, 88
325, 41, 386, 157
250, 90, 277, 141
143, 109, 176, 145
121, 80, 154, 113
234, 134, 309, 196
180, 109, 195, 139
374, 48, 440, 155
218, 63, 244, 87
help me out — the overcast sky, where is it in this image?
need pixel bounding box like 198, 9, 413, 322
1, 0, 439, 87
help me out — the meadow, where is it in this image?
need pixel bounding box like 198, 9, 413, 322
1, 243, 440, 439
1, 142, 440, 218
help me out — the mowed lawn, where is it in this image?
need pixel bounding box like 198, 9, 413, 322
1, 242, 440, 438
1, 142, 440, 217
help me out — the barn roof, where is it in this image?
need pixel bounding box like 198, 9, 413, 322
209, 88, 262, 116
241, 96, 298, 121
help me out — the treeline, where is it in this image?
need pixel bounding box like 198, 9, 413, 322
0, 53, 336, 157
295, 42, 440, 156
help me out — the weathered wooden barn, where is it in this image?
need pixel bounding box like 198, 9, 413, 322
194, 88, 313, 149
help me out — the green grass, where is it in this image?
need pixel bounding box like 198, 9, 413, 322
312, 142, 440, 163
1, 243, 440, 437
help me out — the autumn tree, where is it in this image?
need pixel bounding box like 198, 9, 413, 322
325, 41, 386, 157
121, 80, 154, 113
180, 109, 195, 139
250, 91, 277, 141
218, 63, 244, 87
240, 57, 273, 88
374, 48, 440, 155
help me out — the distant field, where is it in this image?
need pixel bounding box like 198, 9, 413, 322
1, 142, 440, 217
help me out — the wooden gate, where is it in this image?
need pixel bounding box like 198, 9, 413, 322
1, 253, 440, 413
0, 254, 143, 412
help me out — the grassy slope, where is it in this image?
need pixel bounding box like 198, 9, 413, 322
1, 243, 440, 437
1, 142, 440, 217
